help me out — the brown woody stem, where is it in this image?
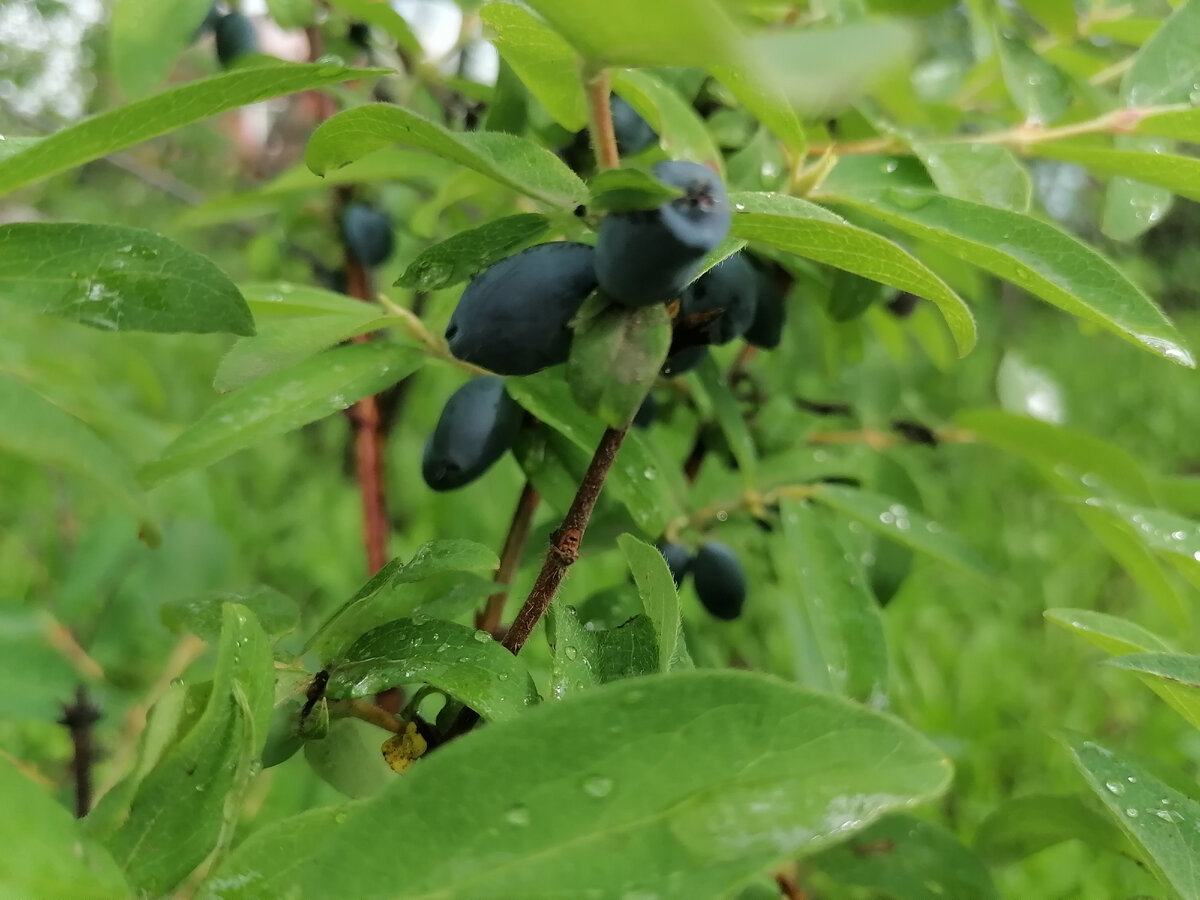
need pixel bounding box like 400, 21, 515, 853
476, 481, 541, 636
586, 70, 620, 171
502, 427, 627, 655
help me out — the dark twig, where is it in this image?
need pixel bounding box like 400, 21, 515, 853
58, 685, 101, 818
476, 481, 541, 636
502, 427, 627, 654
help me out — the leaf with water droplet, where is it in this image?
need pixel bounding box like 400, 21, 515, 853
547, 604, 658, 699
1066, 735, 1200, 899
1106, 652, 1200, 730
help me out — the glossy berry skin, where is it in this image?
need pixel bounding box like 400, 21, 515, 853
422, 377, 522, 491
656, 541, 692, 587
446, 242, 597, 376
611, 96, 657, 156
680, 252, 758, 345
214, 13, 258, 68
595, 160, 732, 308
341, 204, 394, 267
661, 345, 706, 377
744, 263, 786, 349
692, 541, 746, 620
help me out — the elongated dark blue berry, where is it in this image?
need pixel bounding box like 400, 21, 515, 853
341, 204, 394, 267
692, 541, 746, 620
214, 13, 258, 67
422, 377, 522, 491
446, 242, 597, 376
680, 252, 758, 345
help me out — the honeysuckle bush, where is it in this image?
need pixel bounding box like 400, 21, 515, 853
4, 0, 1200, 897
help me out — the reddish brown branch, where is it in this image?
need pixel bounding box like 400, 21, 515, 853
58, 685, 100, 818
586, 71, 620, 171
476, 481, 541, 636
502, 427, 627, 655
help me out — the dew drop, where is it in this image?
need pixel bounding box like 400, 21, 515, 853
1125, 808, 1139, 818
582, 775, 614, 798
505, 805, 531, 826
473, 630, 491, 643
564, 646, 578, 660
1105, 780, 1125, 796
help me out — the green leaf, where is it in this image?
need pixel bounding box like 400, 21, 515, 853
996, 31, 1072, 125
827, 189, 1192, 367
303, 718, 396, 799
813, 485, 992, 577
306, 540, 500, 658
141, 343, 422, 484
612, 69, 724, 172
0, 374, 154, 534
327, 0, 418, 53
709, 65, 806, 153
957, 409, 1152, 500
1122, 0, 1200, 107
0, 63, 383, 197
0, 223, 253, 336
617, 534, 680, 671
1107, 653, 1200, 730
265, 0, 315, 29
547, 604, 659, 698
482, 3, 587, 131
506, 375, 686, 536
747, 20, 918, 116
691, 354, 758, 488
1136, 108, 1200, 144
975, 793, 1137, 864
240, 281, 376, 318
0, 759, 129, 900
779, 499, 888, 703
162, 587, 299, 643
214, 309, 392, 392
1101, 137, 1176, 242
1044, 608, 1172, 656
326, 618, 539, 722
521, 0, 741, 67
395, 214, 552, 291
305, 105, 587, 208
729, 191, 976, 356
1035, 141, 1200, 204
567, 299, 671, 430
1083, 499, 1200, 563
109, 0, 213, 99
910, 142, 1032, 212
106, 604, 273, 896
588, 168, 682, 213
196, 670, 951, 899
1011, 0, 1076, 35
808, 814, 1000, 900
1066, 737, 1200, 900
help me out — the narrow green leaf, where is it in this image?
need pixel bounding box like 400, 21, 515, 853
709, 64, 806, 153
976, 793, 1137, 864
567, 300, 671, 430
729, 191, 976, 355
482, 3, 587, 131
0, 63, 383, 196
198, 670, 951, 899
617, 534, 680, 670
0, 759, 129, 900
521, 0, 741, 67
809, 814, 1000, 900
1100, 137, 1175, 242
1107, 653, 1200, 729
306, 540, 500, 658
547, 604, 659, 698
109, 0, 213, 99
588, 168, 682, 213
506, 375, 686, 536
1136, 108, 1200, 144
0, 375, 154, 532
214, 310, 392, 392
779, 499, 888, 704
0, 223, 253, 336
910, 142, 1032, 211
395, 214, 552, 291
1035, 142, 1200, 203
107, 604, 273, 896
612, 69, 724, 173
142, 343, 422, 483
240, 281, 375, 318
304, 719, 396, 799
813, 485, 992, 576
1084, 499, 1200, 562
1122, 0, 1200, 107
1066, 737, 1200, 899
692, 354, 758, 488
326, 618, 540, 722
265, 0, 316, 29
827, 189, 1192, 366
305, 104, 587, 207
1044, 608, 1172, 655
996, 31, 1072, 124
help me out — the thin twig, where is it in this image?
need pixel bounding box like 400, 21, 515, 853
586, 71, 621, 171
338, 698, 403, 733
41, 612, 105, 681
476, 481, 541, 636
502, 427, 627, 655
58, 685, 101, 818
